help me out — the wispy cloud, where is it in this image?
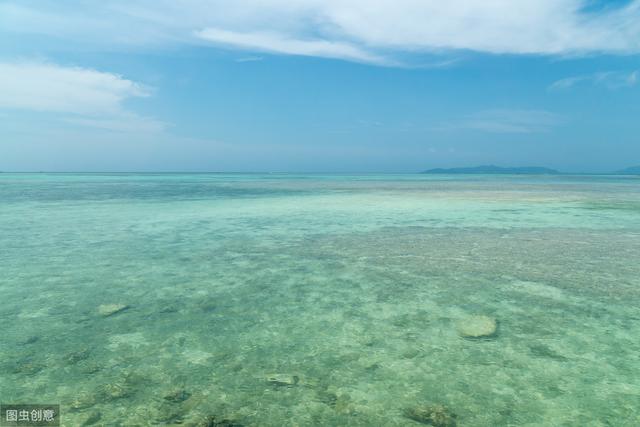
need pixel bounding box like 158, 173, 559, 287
0, 61, 165, 132
64, 116, 167, 133
2, 1, 640, 65
235, 56, 264, 63
550, 70, 639, 90
197, 28, 390, 65
436, 109, 561, 134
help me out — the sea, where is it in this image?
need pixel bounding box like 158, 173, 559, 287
1, 173, 639, 426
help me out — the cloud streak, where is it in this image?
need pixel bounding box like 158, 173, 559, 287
550, 70, 639, 90
436, 109, 561, 134
197, 28, 389, 65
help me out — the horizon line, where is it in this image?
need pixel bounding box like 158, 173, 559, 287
1, 170, 638, 176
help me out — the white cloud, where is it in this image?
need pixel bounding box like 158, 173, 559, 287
2, 1, 640, 65
437, 109, 561, 133
320, 0, 640, 55
550, 70, 639, 90
0, 61, 164, 132
0, 62, 149, 114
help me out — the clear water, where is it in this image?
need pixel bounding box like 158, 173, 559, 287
1, 173, 639, 426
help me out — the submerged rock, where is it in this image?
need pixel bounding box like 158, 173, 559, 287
70, 392, 98, 411
64, 348, 91, 365
404, 404, 457, 427
159, 305, 179, 314
80, 411, 102, 426
265, 374, 299, 387
197, 415, 244, 427
316, 390, 338, 407
11, 357, 45, 375
163, 389, 191, 403
99, 382, 134, 401
98, 303, 129, 317
402, 348, 421, 359
80, 362, 103, 374
21, 336, 40, 345
456, 315, 497, 338
198, 300, 217, 313
529, 343, 568, 361
333, 393, 353, 414
154, 407, 185, 424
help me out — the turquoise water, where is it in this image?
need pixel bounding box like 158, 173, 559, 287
1, 173, 639, 426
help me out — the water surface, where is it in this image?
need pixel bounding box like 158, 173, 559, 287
1, 173, 639, 426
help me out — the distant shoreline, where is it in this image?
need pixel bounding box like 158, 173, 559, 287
421, 165, 640, 175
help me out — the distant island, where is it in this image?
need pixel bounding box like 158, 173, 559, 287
615, 166, 640, 175
422, 165, 560, 175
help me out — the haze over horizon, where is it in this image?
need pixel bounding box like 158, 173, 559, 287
1, 0, 640, 173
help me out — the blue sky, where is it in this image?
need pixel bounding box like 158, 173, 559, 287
1, 0, 639, 172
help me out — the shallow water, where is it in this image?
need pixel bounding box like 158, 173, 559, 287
1, 173, 639, 426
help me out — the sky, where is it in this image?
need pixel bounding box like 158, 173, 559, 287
0, 0, 639, 173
